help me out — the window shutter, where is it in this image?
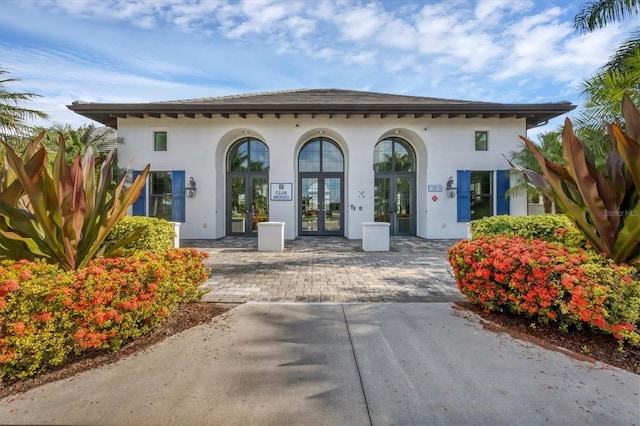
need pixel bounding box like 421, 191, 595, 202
457, 170, 471, 222
172, 170, 186, 222
496, 170, 510, 215
132, 170, 146, 216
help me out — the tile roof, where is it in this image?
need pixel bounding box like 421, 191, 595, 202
159, 88, 482, 105
68, 88, 575, 129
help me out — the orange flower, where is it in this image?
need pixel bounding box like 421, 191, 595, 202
13, 322, 26, 336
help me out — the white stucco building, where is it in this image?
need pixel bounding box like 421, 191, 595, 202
68, 89, 574, 240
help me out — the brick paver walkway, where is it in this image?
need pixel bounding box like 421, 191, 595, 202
183, 237, 465, 303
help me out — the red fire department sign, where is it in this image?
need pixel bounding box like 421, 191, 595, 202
432, 195, 438, 202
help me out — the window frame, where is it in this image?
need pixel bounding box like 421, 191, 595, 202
149, 171, 173, 221
133, 170, 186, 222
475, 131, 488, 151
154, 131, 168, 151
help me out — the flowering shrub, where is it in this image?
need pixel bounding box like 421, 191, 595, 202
0, 249, 209, 379
448, 235, 640, 346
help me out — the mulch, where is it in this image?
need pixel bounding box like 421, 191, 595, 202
459, 302, 640, 375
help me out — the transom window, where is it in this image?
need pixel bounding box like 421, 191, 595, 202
299, 138, 343, 172
227, 138, 270, 172
373, 137, 415, 172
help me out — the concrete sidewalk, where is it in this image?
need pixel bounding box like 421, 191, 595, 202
0, 303, 638, 425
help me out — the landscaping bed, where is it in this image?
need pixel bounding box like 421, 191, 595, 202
460, 302, 640, 375
0, 302, 230, 399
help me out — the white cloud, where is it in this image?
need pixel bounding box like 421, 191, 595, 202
376, 18, 418, 50
336, 3, 386, 41
2, 0, 635, 128
475, 0, 533, 23
413, 3, 503, 71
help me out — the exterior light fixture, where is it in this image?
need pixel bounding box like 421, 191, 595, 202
186, 176, 197, 198
446, 176, 457, 198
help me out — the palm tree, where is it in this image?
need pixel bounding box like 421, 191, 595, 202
507, 131, 563, 213
0, 67, 48, 137
34, 123, 118, 163
574, 1, 640, 131
574, 0, 639, 37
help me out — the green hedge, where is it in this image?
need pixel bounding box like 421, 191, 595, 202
103, 216, 175, 253
469, 214, 587, 248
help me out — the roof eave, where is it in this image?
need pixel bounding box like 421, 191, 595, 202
67, 102, 576, 129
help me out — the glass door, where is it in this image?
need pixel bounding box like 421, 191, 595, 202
228, 176, 269, 235
299, 175, 343, 235
395, 177, 413, 235
301, 177, 319, 233
324, 177, 342, 233
251, 177, 269, 233
374, 175, 415, 236
229, 177, 247, 234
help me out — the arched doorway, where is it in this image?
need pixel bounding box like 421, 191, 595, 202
298, 138, 344, 236
226, 138, 269, 236
373, 137, 416, 236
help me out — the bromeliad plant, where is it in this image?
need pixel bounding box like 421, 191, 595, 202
0, 131, 149, 270
511, 94, 640, 266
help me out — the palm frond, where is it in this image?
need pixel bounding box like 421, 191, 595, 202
574, 0, 640, 33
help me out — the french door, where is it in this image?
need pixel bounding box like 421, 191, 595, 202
299, 174, 343, 235
227, 175, 269, 236
374, 175, 415, 236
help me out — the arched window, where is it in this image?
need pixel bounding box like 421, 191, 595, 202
228, 138, 270, 172
299, 138, 344, 172
373, 137, 415, 172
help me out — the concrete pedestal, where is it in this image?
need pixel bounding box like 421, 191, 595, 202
170, 222, 181, 248
362, 222, 390, 252
258, 222, 285, 252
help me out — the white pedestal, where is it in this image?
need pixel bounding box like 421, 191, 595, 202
170, 222, 181, 248
362, 222, 390, 252
258, 222, 285, 252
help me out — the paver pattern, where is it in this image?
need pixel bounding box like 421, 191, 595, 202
183, 237, 466, 303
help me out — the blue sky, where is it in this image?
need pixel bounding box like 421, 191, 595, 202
1, 0, 636, 139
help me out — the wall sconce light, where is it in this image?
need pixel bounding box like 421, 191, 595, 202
186, 176, 197, 198
446, 176, 457, 198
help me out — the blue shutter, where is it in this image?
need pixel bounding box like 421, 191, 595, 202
172, 170, 186, 222
132, 170, 146, 216
457, 170, 471, 222
496, 170, 510, 215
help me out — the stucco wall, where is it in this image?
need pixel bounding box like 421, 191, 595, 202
117, 114, 527, 240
